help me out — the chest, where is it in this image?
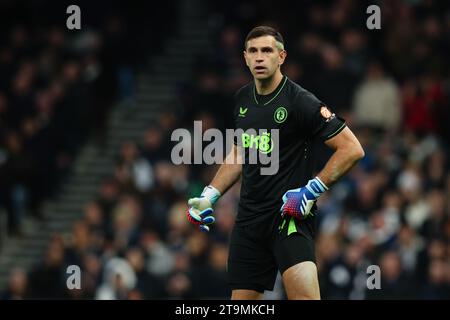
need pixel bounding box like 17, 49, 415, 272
235, 100, 296, 134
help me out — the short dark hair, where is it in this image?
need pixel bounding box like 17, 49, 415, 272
244, 26, 285, 50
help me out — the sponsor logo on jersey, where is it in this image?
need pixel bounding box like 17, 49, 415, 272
241, 132, 274, 154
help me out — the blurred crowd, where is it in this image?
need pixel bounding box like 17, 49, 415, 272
1, 0, 449, 299
0, 0, 177, 237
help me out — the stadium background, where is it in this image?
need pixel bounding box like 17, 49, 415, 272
0, 0, 449, 299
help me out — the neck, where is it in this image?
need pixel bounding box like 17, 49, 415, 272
255, 69, 283, 95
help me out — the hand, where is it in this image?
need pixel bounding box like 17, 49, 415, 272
186, 196, 215, 232
186, 186, 221, 232
280, 177, 328, 220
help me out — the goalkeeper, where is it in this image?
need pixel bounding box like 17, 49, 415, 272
187, 26, 364, 300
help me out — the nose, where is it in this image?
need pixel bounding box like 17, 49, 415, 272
256, 56, 263, 63
255, 51, 264, 62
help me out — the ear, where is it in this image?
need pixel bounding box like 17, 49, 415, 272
279, 50, 287, 66
243, 50, 249, 67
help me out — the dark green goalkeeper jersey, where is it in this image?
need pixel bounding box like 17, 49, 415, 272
233, 75, 346, 226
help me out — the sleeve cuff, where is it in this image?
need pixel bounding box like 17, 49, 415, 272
322, 123, 346, 141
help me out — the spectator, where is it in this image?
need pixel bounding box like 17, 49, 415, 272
95, 257, 137, 300
366, 251, 415, 299
353, 62, 402, 131
0, 268, 29, 300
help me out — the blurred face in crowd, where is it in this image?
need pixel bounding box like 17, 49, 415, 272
380, 251, 402, 282
366, 63, 383, 79
126, 248, 145, 272
121, 142, 138, 163
428, 259, 447, 284
9, 269, 27, 297
45, 241, 64, 266
144, 126, 163, 151
100, 180, 119, 200
84, 202, 104, 226
244, 35, 286, 81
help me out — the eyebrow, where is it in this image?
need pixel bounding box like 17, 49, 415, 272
247, 46, 274, 51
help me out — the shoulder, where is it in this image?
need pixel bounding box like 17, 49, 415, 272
234, 82, 253, 102
286, 78, 323, 109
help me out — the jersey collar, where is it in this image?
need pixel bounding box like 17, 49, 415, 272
253, 75, 288, 106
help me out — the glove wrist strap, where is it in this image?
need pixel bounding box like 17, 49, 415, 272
201, 185, 221, 205
307, 177, 329, 198
314, 177, 329, 191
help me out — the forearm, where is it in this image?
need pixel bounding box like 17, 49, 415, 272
317, 143, 364, 188
210, 162, 242, 194
187, 149, 242, 232
210, 146, 242, 194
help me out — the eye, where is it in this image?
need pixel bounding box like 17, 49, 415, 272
248, 48, 257, 53
262, 47, 273, 53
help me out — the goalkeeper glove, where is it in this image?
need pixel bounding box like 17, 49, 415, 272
280, 177, 328, 220
186, 185, 221, 232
